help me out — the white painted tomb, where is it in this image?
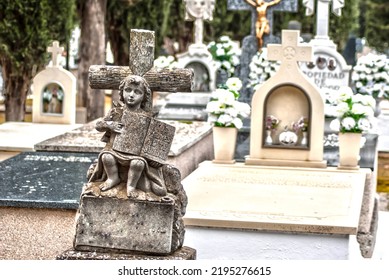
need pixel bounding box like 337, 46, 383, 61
181, 30, 377, 259
183, 162, 373, 259
32, 41, 76, 124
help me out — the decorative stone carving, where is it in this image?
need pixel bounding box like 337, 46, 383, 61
69, 29, 194, 258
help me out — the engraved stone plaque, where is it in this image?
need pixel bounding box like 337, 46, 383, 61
74, 195, 175, 254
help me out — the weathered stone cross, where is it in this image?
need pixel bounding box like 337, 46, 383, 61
47, 41, 64, 67
228, 0, 298, 46
267, 30, 313, 71
89, 29, 193, 102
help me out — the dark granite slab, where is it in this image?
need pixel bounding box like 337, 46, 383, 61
0, 151, 98, 209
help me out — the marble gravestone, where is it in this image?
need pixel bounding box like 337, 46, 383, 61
32, 41, 76, 124
158, 0, 217, 122
246, 30, 326, 168
58, 30, 196, 260
299, 0, 351, 91
228, 0, 298, 160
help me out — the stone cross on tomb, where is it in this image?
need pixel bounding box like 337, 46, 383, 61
47, 41, 64, 67
228, 0, 298, 47
89, 29, 194, 164
303, 0, 344, 40
89, 29, 193, 104
184, 0, 215, 46
267, 29, 313, 71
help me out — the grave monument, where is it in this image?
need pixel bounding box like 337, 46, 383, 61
58, 29, 196, 260
246, 30, 326, 167
158, 0, 217, 121
228, 0, 298, 160
32, 41, 76, 124
181, 30, 378, 259
299, 0, 351, 90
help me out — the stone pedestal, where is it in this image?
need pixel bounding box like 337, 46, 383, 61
74, 194, 178, 254
57, 246, 196, 260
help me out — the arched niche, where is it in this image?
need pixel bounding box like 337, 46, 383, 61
263, 84, 311, 149
186, 61, 210, 92
41, 82, 65, 116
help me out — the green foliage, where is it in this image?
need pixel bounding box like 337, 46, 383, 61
0, 0, 76, 74
365, 0, 389, 53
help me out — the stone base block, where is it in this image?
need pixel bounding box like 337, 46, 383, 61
56, 246, 196, 260
74, 195, 176, 255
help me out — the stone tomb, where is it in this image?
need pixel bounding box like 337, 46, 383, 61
32, 41, 76, 124
182, 161, 375, 259
246, 30, 326, 168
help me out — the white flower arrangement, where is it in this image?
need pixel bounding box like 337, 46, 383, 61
153, 55, 178, 69
329, 86, 376, 133
248, 48, 281, 90
351, 52, 389, 99
206, 77, 250, 129
208, 35, 241, 77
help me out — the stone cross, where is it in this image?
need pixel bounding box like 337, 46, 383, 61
47, 41, 64, 67
89, 30, 193, 96
303, 0, 344, 40
267, 30, 313, 70
184, 0, 215, 46
228, 0, 298, 46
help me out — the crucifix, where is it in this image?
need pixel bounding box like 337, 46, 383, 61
303, 0, 345, 41
228, 0, 298, 48
89, 30, 193, 96
47, 41, 64, 67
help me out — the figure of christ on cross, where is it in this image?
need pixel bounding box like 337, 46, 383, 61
245, 0, 282, 49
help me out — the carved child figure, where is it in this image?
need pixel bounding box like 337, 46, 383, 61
88, 75, 167, 198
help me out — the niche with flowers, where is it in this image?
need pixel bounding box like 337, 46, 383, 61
262, 84, 311, 149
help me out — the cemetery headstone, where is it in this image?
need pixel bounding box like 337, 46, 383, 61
228, 0, 298, 160
159, 0, 217, 121
300, 0, 351, 91
32, 41, 76, 124
246, 30, 327, 168
58, 29, 196, 260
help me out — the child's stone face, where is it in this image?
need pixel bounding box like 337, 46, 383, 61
123, 83, 144, 109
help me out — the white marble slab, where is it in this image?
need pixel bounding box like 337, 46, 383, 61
0, 122, 81, 152
183, 161, 369, 235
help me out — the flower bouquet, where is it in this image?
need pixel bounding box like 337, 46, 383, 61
153, 55, 178, 69
208, 36, 241, 77
352, 52, 389, 99
206, 77, 251, 129
265, 115, 280, 131
329, 86, 375, 133
292, 116, 308, 133
248, 49, 281, 90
